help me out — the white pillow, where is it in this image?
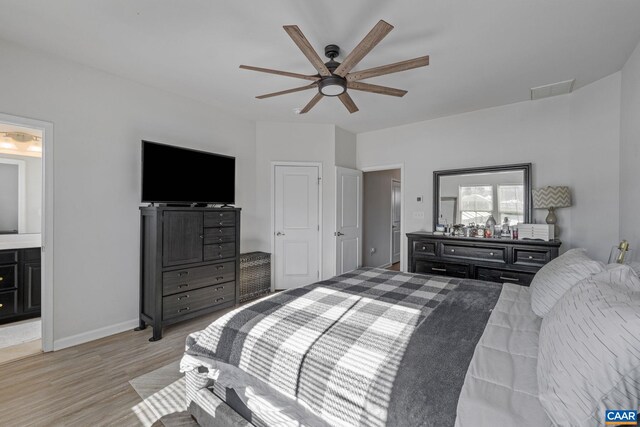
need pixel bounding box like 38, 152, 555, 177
530, 248, 604, 317
537, 275, 640, 426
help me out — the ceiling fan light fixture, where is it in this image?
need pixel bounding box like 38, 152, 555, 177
318, 75, 346, 97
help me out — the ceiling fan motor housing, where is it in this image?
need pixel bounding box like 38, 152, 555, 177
324, 44, 340, 59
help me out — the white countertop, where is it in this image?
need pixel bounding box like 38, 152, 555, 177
0, 234, 41, 250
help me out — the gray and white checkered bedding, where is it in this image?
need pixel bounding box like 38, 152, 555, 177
181, 267, 502, 426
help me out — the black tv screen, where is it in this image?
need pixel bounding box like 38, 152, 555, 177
141, 141, 235, 204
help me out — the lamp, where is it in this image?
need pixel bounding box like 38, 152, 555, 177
532, 186, 571, 237
318, 75, 347, 96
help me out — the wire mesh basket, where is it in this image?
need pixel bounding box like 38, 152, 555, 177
239, 252, 271, 303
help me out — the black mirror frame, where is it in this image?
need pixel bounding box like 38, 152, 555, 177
433, 163, 532, 230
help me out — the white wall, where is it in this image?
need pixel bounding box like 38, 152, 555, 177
0, 39, 259, 348
363, 169, 401, 267
335, 127, 357, 169
358, 73, 621, 264
620, 40, 640, 250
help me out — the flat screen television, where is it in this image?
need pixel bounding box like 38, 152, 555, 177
141, 140, 235, 204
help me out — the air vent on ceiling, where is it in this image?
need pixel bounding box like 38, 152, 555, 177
530, 79, 575, 100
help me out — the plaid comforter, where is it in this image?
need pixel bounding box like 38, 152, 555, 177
181, 267, 501, 427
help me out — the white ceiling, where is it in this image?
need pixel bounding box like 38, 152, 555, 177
1, 0, 639, 133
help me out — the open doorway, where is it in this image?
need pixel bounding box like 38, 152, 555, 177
363, 168, 401, 271
0, 116, 49, 363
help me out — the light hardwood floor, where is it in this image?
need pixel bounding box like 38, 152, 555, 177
0, 308, 235, 427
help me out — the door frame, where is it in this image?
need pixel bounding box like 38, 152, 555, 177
270, 161, 323, 291
390, 178, 401, 266
0, 112, 54, 352
361, 163, 405, 272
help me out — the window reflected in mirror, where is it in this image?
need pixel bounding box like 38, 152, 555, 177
436, 166, 530, 229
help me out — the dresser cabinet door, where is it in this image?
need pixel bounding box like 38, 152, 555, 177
23, 261, 41, 313
163, 211, 204, 267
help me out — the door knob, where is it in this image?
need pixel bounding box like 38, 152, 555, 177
335, 231, 344, 236
276, 232, 285, 236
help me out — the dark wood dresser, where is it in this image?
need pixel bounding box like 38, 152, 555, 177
0, 247, 41, 324
407, 232, 561, 286
138, 206, 240, 341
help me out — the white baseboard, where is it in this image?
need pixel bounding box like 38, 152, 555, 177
53, 318, 139, 351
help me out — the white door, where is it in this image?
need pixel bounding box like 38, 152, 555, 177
274, 165, 320, 290
391, 179, 401, 264
336, 167, 363, 275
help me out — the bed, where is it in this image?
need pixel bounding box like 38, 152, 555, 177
180, 267, 555, 426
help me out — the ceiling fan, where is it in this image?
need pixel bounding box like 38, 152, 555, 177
240, 20, 429, 114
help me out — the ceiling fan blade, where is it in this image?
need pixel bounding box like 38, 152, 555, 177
333, 20, 394, 77
256, 83, 317, 99
240, 65, 320, 81
299, 92, 324, 114
347, 81, 407, 97
346, 56, 429, 82
283, 25, 332, 77
338, 93, 359, 114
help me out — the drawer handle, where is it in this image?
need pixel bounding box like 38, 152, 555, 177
178, 307, 191, 313
422, 246, 426, 250
216, 265, 225, 270
214, 286, 224, 292
216, 276, 224, 281
431, 267, 447, 272
178, 295, 190, 301
489, 252, 494, 256
450, 249, 455, 253
500, 276, 520, 282
219, 213, 224, 217
219, 229, 223, 234
528, 256, 534, 259
178, 284, 189, 289
178, 271, 189, 277
219, 245, 223, 249
199, 234, 204, 239
214, 297, 225, 303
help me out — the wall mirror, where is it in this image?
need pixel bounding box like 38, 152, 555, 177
433, 163, 532, 229
0, 126, 43, 235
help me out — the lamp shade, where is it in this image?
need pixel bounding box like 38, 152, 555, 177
532, 186, 571, 209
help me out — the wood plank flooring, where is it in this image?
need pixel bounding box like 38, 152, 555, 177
0, 308, 235, 427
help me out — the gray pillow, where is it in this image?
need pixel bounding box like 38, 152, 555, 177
530, 248, 604, 317
537, 269, 640, 426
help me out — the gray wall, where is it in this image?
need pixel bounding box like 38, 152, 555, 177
363, 169, 400, 267
620, 40, 640, 250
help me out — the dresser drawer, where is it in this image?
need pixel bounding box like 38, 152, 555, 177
204, 242, 236, 261
513, 247, 553, 266
0, 291, 19, 318
477, 267, 535, 286
163, 261, 235, 296
203, 227, 236, 244
204, 211, 236, 228
441, 243, 506, 263
163, 282, 235, 320
0, 250, 18, 266
413, 240, 436, 256
0, 265, 17, 291
415, 260, 469, 278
